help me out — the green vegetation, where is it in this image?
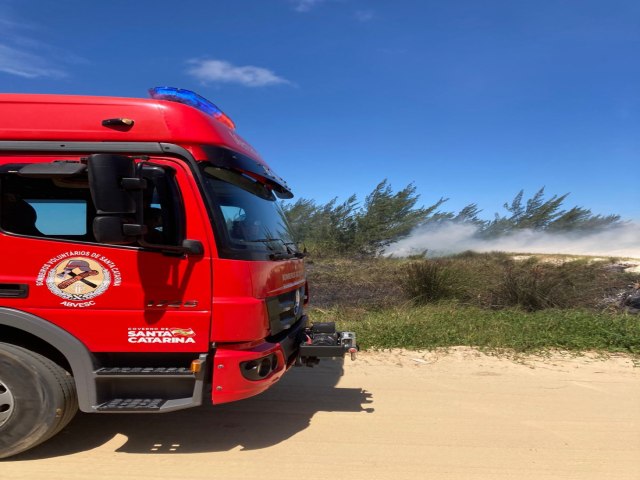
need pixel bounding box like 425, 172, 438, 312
308, 253, 632, 311
289, 181, 634, 354
401, 252, 624, 311
283, 182, 622, 257
313, 305, 640, 354
481, 188, 622, 237
305, 254, 640, 354
284, 180, 440, 256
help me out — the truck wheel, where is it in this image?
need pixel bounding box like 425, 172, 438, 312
0, 342, 78, 459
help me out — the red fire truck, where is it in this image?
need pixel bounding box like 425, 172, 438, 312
0, 88, 356, 459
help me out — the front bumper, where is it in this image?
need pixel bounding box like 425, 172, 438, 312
211, 316, 308, 404
210, 317, 357, 405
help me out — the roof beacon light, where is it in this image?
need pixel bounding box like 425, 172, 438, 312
149, 87, 236, 130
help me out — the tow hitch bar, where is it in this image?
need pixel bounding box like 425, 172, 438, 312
298, 322, 358, 366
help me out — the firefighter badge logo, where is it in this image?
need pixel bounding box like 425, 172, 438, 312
46, 257, 111, 301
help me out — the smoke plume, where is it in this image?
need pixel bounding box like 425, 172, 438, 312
386, 222, 640, 259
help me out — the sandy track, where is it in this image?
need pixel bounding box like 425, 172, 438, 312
4, 348, 639, 479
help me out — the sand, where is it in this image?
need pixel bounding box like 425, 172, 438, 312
4, 348, 639, 479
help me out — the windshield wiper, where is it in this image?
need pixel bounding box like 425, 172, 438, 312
269, 251, 298, 260
284, 242, 306, 258
248, 238, 305, 260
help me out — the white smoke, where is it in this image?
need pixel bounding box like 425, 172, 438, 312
386, 222, 640, 259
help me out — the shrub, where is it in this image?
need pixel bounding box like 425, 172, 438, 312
490, 259, 618, 311
306, 257, 407, 308
402, 260, 460, 303
306, 253, 637, 313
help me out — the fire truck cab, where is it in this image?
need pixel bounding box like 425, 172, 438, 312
0, 88, 356, 458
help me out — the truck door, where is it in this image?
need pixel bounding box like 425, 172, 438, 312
0, 155, 212, 353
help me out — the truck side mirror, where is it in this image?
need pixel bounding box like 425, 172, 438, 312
93, 217, 145, 244
88, 153, 144, 214
181, 239, 204, 256
88, 154, 146, 244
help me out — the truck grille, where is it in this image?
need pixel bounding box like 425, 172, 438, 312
265, 285, 305, 336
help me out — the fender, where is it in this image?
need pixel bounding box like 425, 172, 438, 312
0, 307, 96, 411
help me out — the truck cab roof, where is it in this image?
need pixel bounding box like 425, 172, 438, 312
0, 93, 261, 161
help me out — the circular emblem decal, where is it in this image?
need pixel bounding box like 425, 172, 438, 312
46, 257, 111, 301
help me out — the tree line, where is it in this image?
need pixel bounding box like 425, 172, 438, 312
282, 180, 622, 257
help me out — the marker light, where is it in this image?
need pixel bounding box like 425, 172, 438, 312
101, 118, 134, 127
148, 87, 236, 130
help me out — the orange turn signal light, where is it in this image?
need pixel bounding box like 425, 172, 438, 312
190, 359, 203, 374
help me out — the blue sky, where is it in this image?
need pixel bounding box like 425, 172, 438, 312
1, 0, 638, 220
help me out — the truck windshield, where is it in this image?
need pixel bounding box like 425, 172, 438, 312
200, 163, 297, 260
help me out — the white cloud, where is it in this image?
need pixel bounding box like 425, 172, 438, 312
290, 0, 326, 12
187, 59, 292, 88
0, 9, 77, 79
0, 17, 21, 29
0, 43, 66, 78
355, 10, 374, 22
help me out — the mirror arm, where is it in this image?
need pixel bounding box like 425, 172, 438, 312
120, 177, 147, 190
122, 224, 147, 236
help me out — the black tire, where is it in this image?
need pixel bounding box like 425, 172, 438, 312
0, 342, 78, 459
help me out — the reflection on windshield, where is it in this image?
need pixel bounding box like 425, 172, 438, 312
202, 167, 296, 257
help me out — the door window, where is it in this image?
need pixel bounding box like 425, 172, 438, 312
0, 161, 184, 248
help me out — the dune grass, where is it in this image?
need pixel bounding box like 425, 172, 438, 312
311, 304, 640, 354
305, 253, 640, 354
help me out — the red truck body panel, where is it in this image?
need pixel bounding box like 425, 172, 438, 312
0, 93, 263, 163
0, 92, 306, 406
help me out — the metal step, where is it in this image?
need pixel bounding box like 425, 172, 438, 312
96, 398, 167, 411
95, 367, 194, 377
91, 354, 208, 413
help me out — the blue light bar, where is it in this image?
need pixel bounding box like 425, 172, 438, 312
148, 87, 236, 129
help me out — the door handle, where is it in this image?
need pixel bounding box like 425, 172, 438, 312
0, 283, 29, 298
